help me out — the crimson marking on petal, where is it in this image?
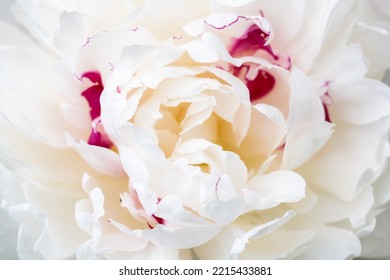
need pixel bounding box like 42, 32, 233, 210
81, 71, 102, 84
108, 62, 115, 71
80, 71, 114, 148
81, 30, 108, 48
230, 24, 291, 70
230, 24, 273, 58
152, 197, 165, 225
323, 104, 331, 123
152, 214, 165, 225
247, 70, 275, 101
81, 85, 103, 120
205, 15, 271, 40
88, 119, 113, 148
215, 177, 221, 200
147, 222, 154, 229
232, 65, 275, 102
128, 27, 138, 32
81, 71, 104, 120
172, 35, 183, 40
320, 80, 333, 123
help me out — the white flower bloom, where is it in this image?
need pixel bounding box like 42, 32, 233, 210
1, 0, 390, 260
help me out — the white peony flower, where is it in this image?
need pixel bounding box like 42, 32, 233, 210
1, 0, 390, 259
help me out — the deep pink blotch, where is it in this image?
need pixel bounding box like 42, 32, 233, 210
247, 69, 275, 102
81, 71, 103, 120
230, 24, 275, 59
80, 71, 113, 148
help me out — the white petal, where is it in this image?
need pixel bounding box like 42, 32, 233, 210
0, 19, 35, 46
0, 209, 19, 259
156, 195, 211, 227
141, 224, 221, 249
283, 68, 334, 170
212, 0, 256, 7
296, 226, 361, 259
184, 39, 220, 63
200, 197, 244, 225
372, 162, 390, 207
119, 146, 158, 216
360, 201, 390, 259
0, 116, 96, 186
237, 228, 316, 260
134, 0, 208, 40
351, 20, 390, 78
52, 11, 88, 56
11, 0, 62, 49
23, 181, 88, 259
279, 0, 339, 72
230, 210, 296, 258
0, 46, 75, 148
309, 1, 358, 74
99, 220, 148, 253
184, 13, 272, 45
330, 78, 390, 125
293, 186, 374, 229
246, 171, 306, 210
68, 136, 125, 177
299, 119, 390, 201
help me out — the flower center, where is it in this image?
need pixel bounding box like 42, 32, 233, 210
81, 71, 114, 148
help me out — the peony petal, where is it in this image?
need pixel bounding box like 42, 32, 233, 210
292, 186, 374, 229
212, 0, 256, 7
0, 116, 96, 186
0, 207, 19, 259
296, 226, 361, 259
278, 0, 339, 72
230, 210, 296, 258
299, 119, 390, 201
237, 228, 316, 260
372, 162, 390, 207
351, 20, 390, 78
23, 181, 88, 259
200, 197, 244, 225
67, 135, 125, 177
134, 0, 208, 40
119, 146, 158, 216
283, 68, 334, 170
184, 39, 220, 63
330, 78, 390, 125
11, 0, 63, 49
0, 164, 19, 259
52, 11, 88, 56
246, 171, 306, 210
309, 1, 358, 75
184, 13, 272, 46
0, 46, 77, 148
360, 201, 390, 259
156, 195, 211, 227
0, 18, 35, 46
141, 223, 221, 249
